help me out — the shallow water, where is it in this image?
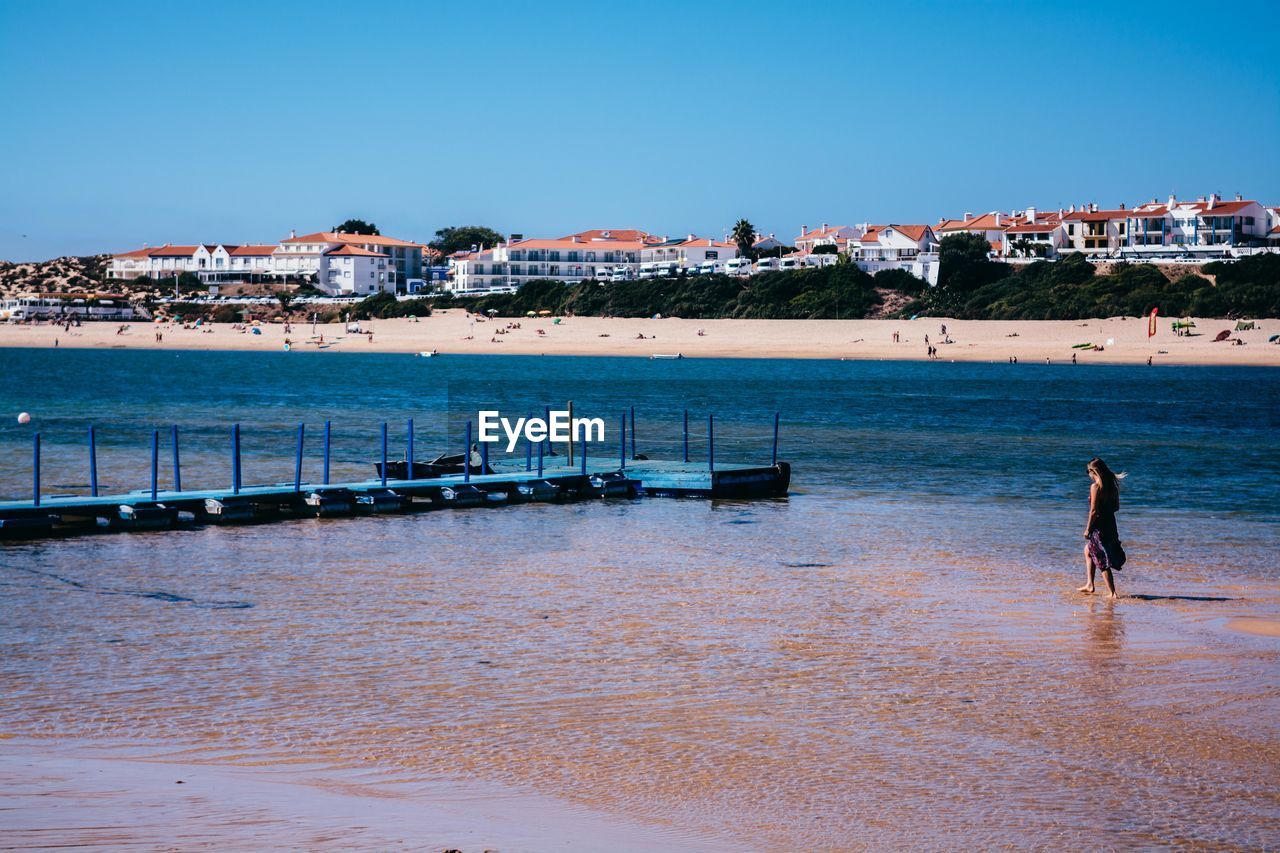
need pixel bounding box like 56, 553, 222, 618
1, 350, 1278, 847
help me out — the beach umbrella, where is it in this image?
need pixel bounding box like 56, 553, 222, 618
538, 310, 552, 315
486, 309, 498, 315
525, 311, 536, 317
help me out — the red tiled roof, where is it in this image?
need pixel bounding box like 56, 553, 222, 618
1062, 209, 1130, 222
281, 231, 419, 248
230, 245, 277, 256
1004, 221, 1059, 234
512, 237, 644, 250
797, 225, 852, 241
325, 245, 387, 257
559, 229, 650, 243
112, 247, 154, 259
148, 245, 200, 256
884, 224, 930, 242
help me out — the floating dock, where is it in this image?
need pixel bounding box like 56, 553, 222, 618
0, 411, 789, 541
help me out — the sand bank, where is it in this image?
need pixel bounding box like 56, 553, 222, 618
0, 739, 725, 851
2, 311, 1277, 365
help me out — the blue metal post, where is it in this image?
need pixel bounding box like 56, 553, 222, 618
683, 409, 689, 463
525, 413, 533, 472
537, 437, 544, 477
380, 421, 388, 487
32, 432, 40, 507
406, 417, 415, 478
630, 405, 636, 459
88, 425, 98, 497
464, 421, 472, 483
171, 425, 182, 492
772, 411, 779, 466
150, 429, 159, 501
620, 412, 627, 470
481, 437, 489, 472
294, 422, 305, 492
580, 430, 587, 475
232, 423, 241, 495
708, 414, 715, 474
543, 405, 551, 455
323, 420, 331, 485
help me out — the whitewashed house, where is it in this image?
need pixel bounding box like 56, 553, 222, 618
795, 223, 861, 252
448, 229, 654, 292
847, 225, 940, 285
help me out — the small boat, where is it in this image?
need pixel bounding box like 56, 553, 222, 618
354, 488, 406, 513
375, 453, 494, 480
650, 353, 684, 360
415, 350, 440, 357
304, 489, 356, 517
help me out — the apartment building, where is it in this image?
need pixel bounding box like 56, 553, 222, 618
847, 225, 940, 285
448, 229, 652, 292
1000, 208, 1066, 258
275, 231, 423, 285
935, 212, 1012, 254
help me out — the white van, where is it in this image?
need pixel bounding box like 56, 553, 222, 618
638, 263, 658, 280
698, 261, 719, 276
778, 257, 800, 271
725, 258, 751, 276
756, 257, 780, 272
609, 267, 631, 282
655, 262, 679, 278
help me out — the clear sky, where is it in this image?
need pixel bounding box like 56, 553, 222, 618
1, 0, 1277, 261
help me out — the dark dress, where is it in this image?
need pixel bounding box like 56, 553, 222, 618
1086, 490, 1126, 572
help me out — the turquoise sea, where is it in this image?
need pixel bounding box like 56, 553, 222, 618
1, 349, 1278, 847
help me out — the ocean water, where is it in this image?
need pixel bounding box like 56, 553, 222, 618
1, 349, 1278, 847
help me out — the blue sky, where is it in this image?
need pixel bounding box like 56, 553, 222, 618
1, 0, 1277, 261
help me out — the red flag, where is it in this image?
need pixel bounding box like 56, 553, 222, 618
1148, 306, 1159, 338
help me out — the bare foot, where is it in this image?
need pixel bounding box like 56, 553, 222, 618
1107, 592, 1119, 600
1077, 585, 1095, 594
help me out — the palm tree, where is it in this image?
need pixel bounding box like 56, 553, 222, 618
731, 218, 757, 260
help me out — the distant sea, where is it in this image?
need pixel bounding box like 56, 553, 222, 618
2, 349, 1278, 847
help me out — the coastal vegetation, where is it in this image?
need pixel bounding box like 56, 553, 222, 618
331, 218, 379, 235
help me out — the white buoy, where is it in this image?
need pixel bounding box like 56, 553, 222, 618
17, 412, 31, 424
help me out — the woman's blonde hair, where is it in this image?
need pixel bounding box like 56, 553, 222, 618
1087, 457, 1127, 494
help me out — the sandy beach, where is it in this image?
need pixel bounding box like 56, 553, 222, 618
2, 310, 1277, 365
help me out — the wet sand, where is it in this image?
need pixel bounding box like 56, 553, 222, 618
0, 739, 725, 851
3, 311, 1278, 364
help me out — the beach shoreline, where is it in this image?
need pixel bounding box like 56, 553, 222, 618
2, 311, 1277, 365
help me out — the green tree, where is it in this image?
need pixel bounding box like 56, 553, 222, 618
429, 225, 506, 257
276, 291, 294, 312
731, 218, 757, 260
332, 218, 379, 235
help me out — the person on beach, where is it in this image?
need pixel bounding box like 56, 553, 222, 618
1079, 457, 1127, 599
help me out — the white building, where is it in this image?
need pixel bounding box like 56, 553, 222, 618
847, 225, 940, 285
795, 223, 861, 252
641, 235, 738, 271
274, 231, 423, 287
1000, 208, 1066, 258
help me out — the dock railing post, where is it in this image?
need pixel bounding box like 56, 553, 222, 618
708, 414, 715, 474
543, 405, 551, 457
380, 421, 388, 487
537, 437, 544, 477
406, 418, 414, 478
323, 420, 331, 485
171, 425, 182, 492
464, 421, 472, 484
481, 437, 489, 473
772, 411, 779, 466
232, 423, 241, 495
32, 432, 40, 507
630, 405, 636, 459
88, 425, 98, 497
294, 423, 305, 493
150, 429, 159, 501
683, 409, 689, 463
567, 400, 574, 467
620, 412, 626, 470
580, 429, 587, 476
525, 412, 532, 472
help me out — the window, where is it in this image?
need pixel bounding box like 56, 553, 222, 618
550, 265, 560, 276
586, 252, 596, 262
550, 251, 561, 262
1118, 223, 1126, 235
1245, 216, 1255, 225
1067, 224, 1075, 236
568, 251, 580, 262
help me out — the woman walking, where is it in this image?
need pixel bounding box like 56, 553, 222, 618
1079, 457, 1127, 598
